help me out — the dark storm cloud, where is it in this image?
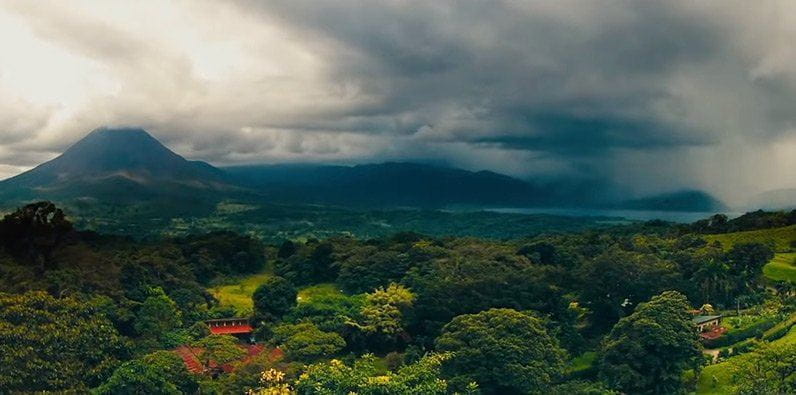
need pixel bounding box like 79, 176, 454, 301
1, 0, 796, 203
234, 0, 726, 148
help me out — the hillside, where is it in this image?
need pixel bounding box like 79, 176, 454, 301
0, 128, 237, 204
617, 190, 726, 212
703, 225, 796, 284
224, 162, 552, 208
703, 225, 796, 252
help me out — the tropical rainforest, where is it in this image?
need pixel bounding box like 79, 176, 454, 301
0, 201, 793, 394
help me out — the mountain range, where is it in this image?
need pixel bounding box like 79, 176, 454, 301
0, 127, 726, 212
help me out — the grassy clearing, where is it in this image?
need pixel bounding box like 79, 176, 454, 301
211, 279, 345, 314
696, 325, 796, 394
568, 351, 597, 374
763, 253, 796, 283
703, 225, 796, 252
297, 283, 344, 304
210, 273, 273, 313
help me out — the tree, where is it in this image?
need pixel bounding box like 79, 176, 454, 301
0, 291, 127, 392
193, 335, 247, 372
95, 351, 198, 395
577, 248, 681, 333
0, 201, 73, 270
435, 308, 566, 394
252, 276, 298, 323
134, 287, 182, 345
725, 243, 774, 296
293, 353, 460, 394
599, 291, 702, 394
271, 323, 345, 361
284, 292, 365, 334
338, 249, 412, 293
353, 283, 415, 348
732, 341, 796, 394
408, 254, 570, 341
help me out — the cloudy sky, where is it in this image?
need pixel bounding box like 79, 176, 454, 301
1, 0, 795, 205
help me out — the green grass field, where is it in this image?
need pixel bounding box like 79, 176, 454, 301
297, 283, 344, 303
703, 225, 796, 252
762, 253, 796, 283
211, 277, 345, 314
210, 273, 273, 313
703, 226, 796, 283
567, 351, 597, 374
696, 324, 796, 394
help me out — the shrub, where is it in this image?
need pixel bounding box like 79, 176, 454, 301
703, 316, 779, 348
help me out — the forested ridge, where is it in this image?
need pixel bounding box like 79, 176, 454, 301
0, 202, 793, 394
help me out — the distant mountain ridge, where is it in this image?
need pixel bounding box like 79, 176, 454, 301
223, 162, 554, 208
0, 128, 235, 202
616, 190, 727, 212
0, 127, 726, 212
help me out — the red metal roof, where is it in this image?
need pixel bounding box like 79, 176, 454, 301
208, 324, 253, 335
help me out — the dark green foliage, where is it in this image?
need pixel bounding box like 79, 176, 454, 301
277, 240, 297, 258
549, 380, 617, 395
435, 308, 567, 394
338, 248, 412, 293
271, 323, 346, 361
408, 249, 572, 341
517, 241, 558, 264
0, 291, 128, 392
179, 231, 266, 282
599, 291, 702, 394
285, 292, 365, 333
577, 248, 683, 333
253, 276, 298, 322
95, 351, 198, 395
0, 201, 74, 270
275, 241, 339, 286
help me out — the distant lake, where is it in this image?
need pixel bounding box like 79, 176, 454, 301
486, 207, 743, 223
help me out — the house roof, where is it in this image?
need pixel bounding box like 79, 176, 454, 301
692, 315, 722, 325
208, 324, 253, 335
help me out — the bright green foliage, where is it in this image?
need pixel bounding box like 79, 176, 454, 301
272, 323, 346, 361
286, 291, 365, 333
193, 335, 246, 369
357, 283, 415, 339
435, 308, 567, 394
731, 341, 796, 394
134, 287, 182, 343
95, 351, 198, 395
0, 291, 128, 392
253, 276, 298, 322
294, 353, 459, 394
600, 291, 702, 394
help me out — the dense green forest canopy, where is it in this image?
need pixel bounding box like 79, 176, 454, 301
0, 202, 793, 393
